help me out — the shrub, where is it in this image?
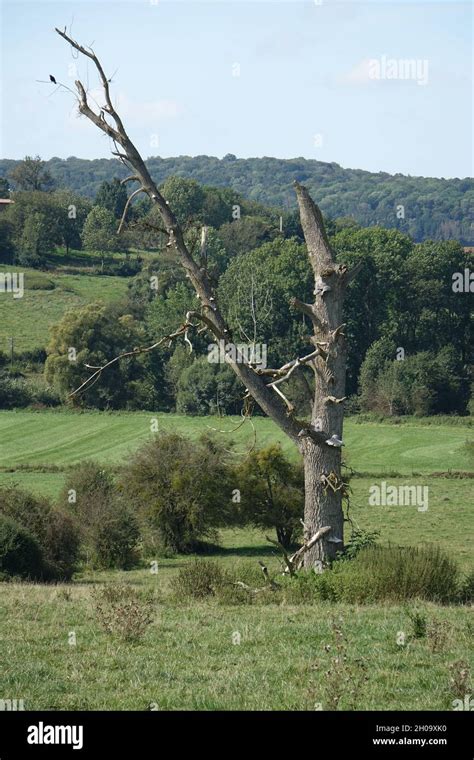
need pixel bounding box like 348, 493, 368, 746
0, 487, 80, 580
42, 509, 81, 581
0, 377, 32, 408
406, 607, 428, 639
448, 660, 471, 700
92, 505, 140, 570
172, 559, 227, 599
92, 584, 154, 642
272, 544, 461, 605
62, 462, 140, 570
320, 545, 459, 604
0, 376, 60, 409
426, 620, 451, 653
120, 433, 234, 553
0, 514, 44, 579
337, 527, 380, 561
458, 570, 474, 604
234, 444, 304, 548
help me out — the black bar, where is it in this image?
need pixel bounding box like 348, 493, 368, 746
0, 710, 471, 757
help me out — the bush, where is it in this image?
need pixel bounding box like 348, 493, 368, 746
92, 505, 140, 570
458, 570, 474, 604
0, 514, 44, 579
406, 607, 428, 638
0, 375, 60, 409
172, 559, 227, 599
42, 509, 81, 580
235, 444, 304, 548
61, 462, 140, 570
0, 377, 32, 408
92, 584, 154, 642
315, 545, 460, 604
337, 528, 380, 561
263, 544, 462, 606
120, 433, 234, 553
0, 486, 80, 580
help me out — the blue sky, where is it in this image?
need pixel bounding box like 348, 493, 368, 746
0, 0, 471, 178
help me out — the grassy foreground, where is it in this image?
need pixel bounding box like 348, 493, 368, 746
1, 558, 472, 711
0, 411, 472, 711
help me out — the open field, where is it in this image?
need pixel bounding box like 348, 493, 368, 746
0, 410, 472, 472
0, 264, 130, 353
0, 411, 472, 710
0, 569, 472, 710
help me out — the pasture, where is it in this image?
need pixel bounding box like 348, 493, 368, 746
0, 410, 472, 710
0, 264, 129, 353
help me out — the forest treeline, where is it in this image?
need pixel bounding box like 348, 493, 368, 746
0, 161, 472, 417
1, 154, 472, 244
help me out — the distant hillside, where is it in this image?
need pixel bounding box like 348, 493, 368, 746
1, 155, 472, 243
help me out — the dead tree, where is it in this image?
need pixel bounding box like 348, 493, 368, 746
55, 28, 362, 569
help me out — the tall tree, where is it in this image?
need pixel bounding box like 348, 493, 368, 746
9, 155, 55, 192
95, 178, 128, 219
82, 206, 124, 256
55, 29, 363, 568
18, 211, 57, 267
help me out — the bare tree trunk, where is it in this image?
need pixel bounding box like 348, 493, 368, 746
292, 184, 355, 567
55, 29, 363, 572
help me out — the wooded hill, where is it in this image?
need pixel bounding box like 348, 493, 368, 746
1, 155, 472, 244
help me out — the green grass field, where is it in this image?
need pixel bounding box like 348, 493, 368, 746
0, 265, 130, 353
1, 581, 471, 710
0, 410, 472, 710
0, 410, 471, 472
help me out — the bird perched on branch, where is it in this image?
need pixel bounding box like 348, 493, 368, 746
49, 75, 57, 84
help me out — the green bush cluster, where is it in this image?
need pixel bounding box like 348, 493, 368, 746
61, 461, 140, 570
172, 545, 464, 607
0, 487, 80, 580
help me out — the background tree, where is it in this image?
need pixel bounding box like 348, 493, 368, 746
53, 190, 92, 253
5, 191, 61, 266
45, 302, 152, 409
160, 176, 205, 227
18, 211, 57, 267
217, 216, 275, 261
82, 206, 125, 256
9, 155, 55, 192
176, 357, 242, 416
0, 177, 10, 198
95, 178, 128, 219
0, 218, 14, 264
